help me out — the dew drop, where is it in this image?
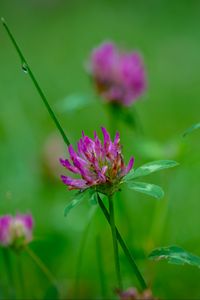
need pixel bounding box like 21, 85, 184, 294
22, 62, 28, 74
1, 17, 5, 24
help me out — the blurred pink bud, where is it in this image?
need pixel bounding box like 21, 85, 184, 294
117, 287, 158, 300
88, 42, 147, 106
0, 214, 34, 250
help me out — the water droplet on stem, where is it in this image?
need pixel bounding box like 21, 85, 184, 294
1, 17, 5, 24
22, 62, 28, 74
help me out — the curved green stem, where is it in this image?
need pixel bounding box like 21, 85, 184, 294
25, 246, 57, 286
97, 194, 147, 291
108, 195, 122, 290
1, 17, 70, 146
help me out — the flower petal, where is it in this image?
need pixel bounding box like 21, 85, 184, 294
102, 127, 112, 153
0, 215, 12, 246
61, 175, 87, 190
114, 131, 120, 146
68, 145, 77, 160
60, 158, 80, 174
15, 214, 34, 231
125, 157, 134, 174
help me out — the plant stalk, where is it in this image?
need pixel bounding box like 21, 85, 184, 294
108, 195, 122, 290
97, 193, 147, 291
1, 17, 70, 146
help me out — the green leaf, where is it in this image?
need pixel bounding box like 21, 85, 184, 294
64, 190, 88, 216
58, 93, 92, 113
124, 160, 179, 181
182, 122, 200, 137
127, 181, 164, 199
149, 245, 200, 268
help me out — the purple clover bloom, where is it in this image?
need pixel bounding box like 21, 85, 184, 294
117, 287, 157, 300
0, 214, 34, 249
60, 127, 134, 195
0, 215, 12, 246
118, 287, 138, 300
89, 42, 147, 106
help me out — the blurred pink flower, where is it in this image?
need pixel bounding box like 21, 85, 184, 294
0, 214, 34, 250
88, 42, 147, 106
118, 287, 157, 300
60, 127, 134, 195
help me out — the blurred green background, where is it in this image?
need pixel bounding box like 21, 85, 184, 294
0, 0, 200, 299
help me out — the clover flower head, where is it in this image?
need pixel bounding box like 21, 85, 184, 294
0, 214, 34, 250
60, 127, 134, 196
117, 287, 157, 300
88, 41, 147, 106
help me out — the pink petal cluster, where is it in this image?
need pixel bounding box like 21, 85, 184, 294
118, 287, 157, 300
89, 42, 147, 106
60, 127, 134, 194
0, 214, 34, 249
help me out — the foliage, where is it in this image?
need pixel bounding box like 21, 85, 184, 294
149, 246, 200, 269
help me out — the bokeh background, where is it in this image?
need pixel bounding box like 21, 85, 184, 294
0, 0, 200, 299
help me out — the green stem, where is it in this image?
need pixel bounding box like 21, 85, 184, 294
96, 235, 107, 298
2, 249, 16, 299
97, 194, 147, 291
25, 246, 57, 286
1, 17, 70, 146
108, 195, 122, 290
